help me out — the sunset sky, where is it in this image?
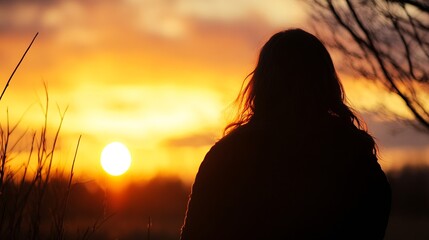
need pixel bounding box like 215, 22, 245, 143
1, 0, 428, 185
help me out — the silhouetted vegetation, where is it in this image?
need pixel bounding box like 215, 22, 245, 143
0, 174, 189, 239
0, 32, 109, 240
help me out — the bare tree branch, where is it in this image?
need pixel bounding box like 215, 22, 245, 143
307, 0, 429, 132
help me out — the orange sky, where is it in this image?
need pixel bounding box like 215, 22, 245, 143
1, 0, 428, 185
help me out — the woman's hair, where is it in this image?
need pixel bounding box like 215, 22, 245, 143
224, 29, 376, 152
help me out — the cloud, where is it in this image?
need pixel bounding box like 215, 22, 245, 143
175, 0, 305, 26
0, 0, 306, 42
163, 132, 218, 148
363, 112, 429, 149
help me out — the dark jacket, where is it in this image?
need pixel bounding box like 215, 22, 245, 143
181, 118, 391, 239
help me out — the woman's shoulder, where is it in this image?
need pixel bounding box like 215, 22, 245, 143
213, 123, 256, 149
326, 117, 375, 150
201, 123, 261, 168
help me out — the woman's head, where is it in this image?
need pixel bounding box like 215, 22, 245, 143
226, 28, 362, 132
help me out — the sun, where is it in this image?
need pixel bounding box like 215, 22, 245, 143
100, 142, 132, 176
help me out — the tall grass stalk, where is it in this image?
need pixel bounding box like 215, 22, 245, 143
53, 134, 81, 240
0, 32, 38, 101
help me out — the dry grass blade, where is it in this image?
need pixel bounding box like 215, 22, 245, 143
54, 135, 82, 240
0, 32, 39, 101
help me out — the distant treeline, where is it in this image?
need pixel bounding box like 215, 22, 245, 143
385, 165, 429, 240
0, 175, 189, 240
1, 166, 428, 239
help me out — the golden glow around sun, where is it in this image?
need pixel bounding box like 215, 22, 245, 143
100, 142, 132, 176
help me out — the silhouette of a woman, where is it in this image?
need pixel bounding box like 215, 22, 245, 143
181, 29, 391, 240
